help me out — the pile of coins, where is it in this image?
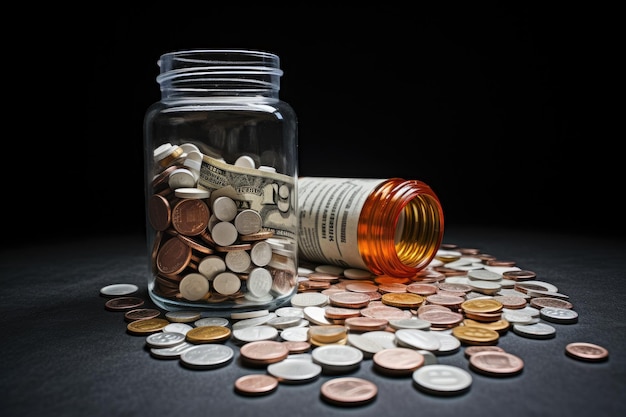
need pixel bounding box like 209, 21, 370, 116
101, 243, 609, 406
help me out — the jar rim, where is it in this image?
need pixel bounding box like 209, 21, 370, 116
158, 49, 281, 70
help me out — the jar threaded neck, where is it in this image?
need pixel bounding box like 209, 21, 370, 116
156, 50, 283, 98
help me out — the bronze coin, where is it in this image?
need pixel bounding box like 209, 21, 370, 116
171, 199, 210, 236
124, 308, 161, 322
565, 342, 609, 362
148, 194, 172, 231
156, 237, 192, 275
320, 377, 378, 406
104, 296, 145, 311
234, 374, 279, 396
469, 351, 524, 376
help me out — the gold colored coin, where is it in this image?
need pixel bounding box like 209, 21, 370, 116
126, 318, 170, 335
381, 292, 425, 308
186, 325, 232, 343
462, 318, 510, 333
308, 325, 348, 344
452, 325, 500, 345
461, 298, 504, 314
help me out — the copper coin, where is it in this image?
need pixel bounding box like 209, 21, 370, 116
323, 307, 362, 320
281, 340, 311, 354
148, 194, 172, 231
374, 275, 411, 285
458, 247, 480, 255
464, 345, 506, 358
320, 377, 378, 406
372, 347, 425, 376
171, 198, 210, 236
485, 259, 516, 267
565, 342, 609, 362
426, 294, 465, 308
176, 234, 214, 254
377, 282, 408, 293
469, 351, 524, 376
344, 282, 379, 292
239, 340, 289, 365
418, 309, 464, 327
124, 308, 161, 322
234, 374, 279, 396
502, 270, 537, 281
239, 230, 275, 241
104, 296, 145, 311
360, 305, 412, 320
493, 295, 528, 309
156, 237, 192, 275
151, 165, 178, 190
307, 271, 341, 282
328, 291, 371, 309
406, 283, 438, 296
529, 297, 573, 310
344, 317, 389, 332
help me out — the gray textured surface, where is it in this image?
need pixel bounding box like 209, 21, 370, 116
1, 226, 624, 417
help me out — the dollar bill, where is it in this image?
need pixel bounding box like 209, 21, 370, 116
198, 155, 298, 243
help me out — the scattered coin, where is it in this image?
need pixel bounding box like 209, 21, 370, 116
469, 351, 524, 376
320, 377, 378, 406
412, 364, 472, 395
105, 296, 145, 311
100, 283, 139, 298
124, 308, 161, 322
180, 344, 234, 369
234, 374, 279, 396
565, 342, 609, 362
267, 357, 322, 383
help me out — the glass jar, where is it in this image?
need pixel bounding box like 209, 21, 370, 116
297, 177, 444, 278
143, 49, 298, 314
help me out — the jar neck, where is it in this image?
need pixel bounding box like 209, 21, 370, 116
156, 49, 283, 99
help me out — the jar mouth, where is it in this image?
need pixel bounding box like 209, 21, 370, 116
158, 49, 282, 72
157, 49, 283, 92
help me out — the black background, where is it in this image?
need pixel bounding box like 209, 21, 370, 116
17, 4, 621, 248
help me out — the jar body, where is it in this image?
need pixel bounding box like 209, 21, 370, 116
143, 50, 298, 314
297, 177, 444, 277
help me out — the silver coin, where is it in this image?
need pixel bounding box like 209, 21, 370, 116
395, 329, 441, 351
180, 344, 234, 369
150, 342, 196, 359
540, 307, 579, 324
100, 283, 139, 297
145, 331, 186, 348
413, 364, 472, 395
311, 345, 363, 373
194, 317, 230, 327
512, 322, 556, 339
267, 358, 322, 383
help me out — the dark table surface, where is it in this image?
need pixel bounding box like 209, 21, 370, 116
1, 226, 625, 417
